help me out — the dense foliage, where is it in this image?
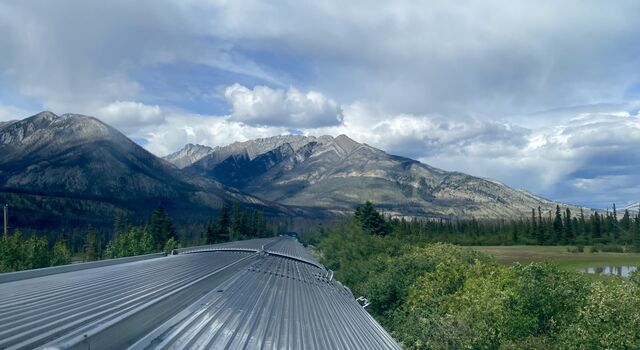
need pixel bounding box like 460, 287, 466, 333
206, 202, 270, 244
1, 202, 274, 271
315, 203, 640, 349
0, 230, 71, 272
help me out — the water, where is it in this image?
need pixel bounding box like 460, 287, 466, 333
583, 265, 637, 277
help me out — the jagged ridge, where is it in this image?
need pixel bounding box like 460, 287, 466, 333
178, 134, 582, 219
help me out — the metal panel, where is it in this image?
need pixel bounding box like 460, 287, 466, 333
0, 237, 401, 350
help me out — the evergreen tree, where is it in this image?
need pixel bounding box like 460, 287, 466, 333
621, 210, 631, 232
530, 208, 537, 240
239, 210, 250, 237
354, 201, 390, 236
113, 208, 128, 237
537, 206, 545, 244
591, 212, 602, 241
579, 208, 588, 243
552, 205, 563, 244
563, 208, 574, 244
612, 203, 620, 240
83, 228, 101, 262
207, 204, 232, 244
148, 204, 175, 249
633, 214, 640, 253
229, 202, 242, 241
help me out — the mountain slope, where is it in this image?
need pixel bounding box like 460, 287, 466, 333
183, 134, 579, 218
164, 143, 215, 169
0, 112, 276, 230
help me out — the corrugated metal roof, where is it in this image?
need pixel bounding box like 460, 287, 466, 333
0, 237, 400, 350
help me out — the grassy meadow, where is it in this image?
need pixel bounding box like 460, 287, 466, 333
470, 245, 640, 272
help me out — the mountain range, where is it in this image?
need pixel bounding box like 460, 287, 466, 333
0, 111, 582, 233
0, 112, 280, 231
168, 134, 572, 219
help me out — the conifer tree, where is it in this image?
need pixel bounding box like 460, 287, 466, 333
230, 202, 242, 241
552, 205, 563, 244
621, 210, 631, 232
530, 208, 537, 240
149, 204, 175, 249
563, 208, 574, 244
113, 208, 128, 237
633, 213, 640, 253
612, 203, 620, 240
579, 208, 588, 243
355, 201, 390, 236
83, 228, 101, 262
591, 212, 602, 241
207, 204, 231, 243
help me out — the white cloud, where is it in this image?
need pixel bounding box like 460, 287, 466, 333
97, 101, 164, 133
225, 84, 343, 128
136, 111, 288, 156
2, 1, 640, 207
0, 104, 34, 122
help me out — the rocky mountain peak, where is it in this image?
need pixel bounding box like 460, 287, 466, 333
164, 143, 216, 169
0, 111, 122, 148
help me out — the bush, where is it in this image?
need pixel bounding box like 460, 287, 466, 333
599, 244, 624, 253
559, 281, 640, 349
163, 237, 181, 255
630, 269, 640, 286
445, 263, 589, 349
566, 245, 584, 253
0, 230, 51, 272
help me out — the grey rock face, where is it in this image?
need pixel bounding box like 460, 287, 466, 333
163, 143, 216, 169
183, 134, 581, 219
0, 112, 267, 215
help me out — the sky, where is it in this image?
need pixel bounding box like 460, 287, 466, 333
1, 1, 640, 209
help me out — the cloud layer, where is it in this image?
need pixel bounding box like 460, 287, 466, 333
1, 1, 640, 208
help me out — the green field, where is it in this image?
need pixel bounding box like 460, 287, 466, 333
470, 245, 640, 272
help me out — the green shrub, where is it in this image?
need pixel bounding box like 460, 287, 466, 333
599, 245, 624, 253
630, 269, 640, 286
566, 245, 584, 253
559, 281, 640, 349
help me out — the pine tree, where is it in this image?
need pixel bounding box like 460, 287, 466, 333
148, 204, 175, 249
579, 208, 588, 244
552, 205, 563, 244
530, 208, 537, 240
207, 204, 231, 243
563, 208, 574, 244
113, 208, 128, 237
537, 206, 545, 244
591, 212, 602, 241
621, 210, 631, 232
612, 203, 620, 241
355, 201, 390, 236
230, 202, 242, 241
83, 228, 101, 262
633, 213, 640, 253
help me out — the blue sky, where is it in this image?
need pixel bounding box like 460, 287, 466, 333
1, 0, 640, 209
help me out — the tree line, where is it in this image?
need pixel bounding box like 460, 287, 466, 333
314, 202, 640, 349
375, 204, 640, 250
0, 202, 275, 273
